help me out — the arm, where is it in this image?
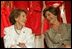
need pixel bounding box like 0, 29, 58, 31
59, 4, 67, 24
25, 29, 35, 48
63, 24, 71, 48
3, 28, 16, 48
3, 28, 21, 48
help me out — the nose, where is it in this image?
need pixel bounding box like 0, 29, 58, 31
24, 17, 27, 21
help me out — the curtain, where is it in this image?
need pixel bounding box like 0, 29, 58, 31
1, 1, 71, 38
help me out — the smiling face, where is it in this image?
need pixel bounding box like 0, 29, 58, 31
45, 11, 57, 24
15, 12, 27, 26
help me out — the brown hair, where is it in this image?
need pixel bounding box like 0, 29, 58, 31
43, 7, 59, 18
9, 9, 27, 25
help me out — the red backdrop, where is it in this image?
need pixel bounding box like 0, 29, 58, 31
1, 1, 71, 38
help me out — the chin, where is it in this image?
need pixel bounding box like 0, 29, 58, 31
22, 23, 25, 26
20, 22, 24, 25
50, 22, 54, 25
21, 23, 24, 26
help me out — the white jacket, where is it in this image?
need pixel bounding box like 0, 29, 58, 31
3, 25, 35, 48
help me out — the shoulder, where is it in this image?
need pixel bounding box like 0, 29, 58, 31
61, 23, 71, 30
4, 25, 14, 34
23, 27, 32, 32
44, 28, 52, 35
61, 23, 71, 27
22, 27, 33, 34
4, 25, 14, 31
44, 29, 51, 38
24, 27, 32, 31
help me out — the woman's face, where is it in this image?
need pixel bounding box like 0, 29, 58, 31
15, 12, 27, 25
45, 11, 57, 24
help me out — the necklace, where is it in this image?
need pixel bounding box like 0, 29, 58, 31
14, 25, 22, 35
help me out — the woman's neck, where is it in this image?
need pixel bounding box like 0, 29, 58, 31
51, 20, 61, 31
14, 22, 23, 30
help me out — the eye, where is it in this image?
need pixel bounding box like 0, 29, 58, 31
23, 15, 24, 17
48, 13, 50, 16
22, 15, 25, 17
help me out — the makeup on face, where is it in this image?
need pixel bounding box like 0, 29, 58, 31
46, 11, 57, 24
15, 12, 27, 26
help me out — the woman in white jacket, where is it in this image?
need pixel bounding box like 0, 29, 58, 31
3, 9, 35, 48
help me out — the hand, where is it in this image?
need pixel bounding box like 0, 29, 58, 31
10, 45, 16, 48
53, 3, 60, 8
64, 45, 71, 48
17, 43, 26, 48
42, 1, 46, 11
